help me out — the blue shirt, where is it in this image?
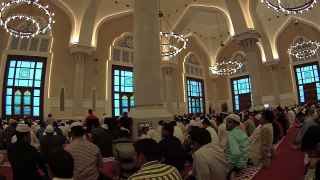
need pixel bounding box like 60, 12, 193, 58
226, 126, 249, 171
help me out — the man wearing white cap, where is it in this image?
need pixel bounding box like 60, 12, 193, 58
65, 122, 103, 180
39, 125, 63, 162
225, 114, 249, 179
7, 124, 49, 180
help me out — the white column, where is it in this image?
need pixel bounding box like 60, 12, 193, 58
163, 66, 174, 113
210, 73, 219, 113
70, 45, 94, 119
234, 30, 263, 107
265, 61, 280, 106
129, 0, 171, 140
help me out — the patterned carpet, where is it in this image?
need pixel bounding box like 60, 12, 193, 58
235, 138, 283, 180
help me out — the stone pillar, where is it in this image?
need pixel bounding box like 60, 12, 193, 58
234, 30, 263, 107
210, 73, 219, 113
265, 61, 280, 106
70, 45, 94, 119
129, 0, 172, 140
162, 61, 176, 113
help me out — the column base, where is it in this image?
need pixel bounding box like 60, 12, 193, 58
128, 106, 172, 140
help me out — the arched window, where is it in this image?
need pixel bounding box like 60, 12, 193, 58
110, 33, 134, 117
290, 36, 320, 104
2, 22, 51, 119
3, 56, 46, 118
184, 52, 205, 114
229, 52, 252, 111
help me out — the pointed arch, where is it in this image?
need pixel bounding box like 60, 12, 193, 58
274, 17, 320, 60
173, 5, 235, 36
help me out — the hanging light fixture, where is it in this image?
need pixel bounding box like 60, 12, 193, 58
0, 0, 55, 38
209, 60, 243, 76
287, 20, 320, 59
159, 2, 187, 58
261, 0, 317, 14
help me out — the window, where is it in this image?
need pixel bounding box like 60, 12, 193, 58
112, 65, 134, 117
2, 55, 46, 119
294, 62, 320, 104
186, 77, 205, 114
231, 76, 252, 111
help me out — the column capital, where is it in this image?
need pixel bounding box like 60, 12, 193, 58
161, 60, 177, 74
234, 30, 261, 51
209, 73, 219, 80
70, 44, 95, 64
264, 60, 280, 72
70, 44, 95, 56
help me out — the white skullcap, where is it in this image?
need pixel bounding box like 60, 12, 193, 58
45, 125, 54, 134
255, 113, 262, 121
189, 120, 200, 127
227, 114, 241, 123
310, 105, 316, 111
101, 124, 108, 130
16, 124, 30, 133
71, 121, 83, 128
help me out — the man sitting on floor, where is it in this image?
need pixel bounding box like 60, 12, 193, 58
301, 126, 320, 180
128, 138, 182, 180
226, 114, 249, 180
291, 112, 317, 150
47, 148, 74, 180
8, 124, 49, 180
65, 122, 103, 180
188, 128, 228, 180
249, 110, 274, 168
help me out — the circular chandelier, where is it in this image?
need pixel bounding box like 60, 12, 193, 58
160, 32, 188, 57
159, 10, 187, 58
288, 40, 320, 59
261, 0, 317, 14
209, 61, 243, 75
0, 0, 55, 38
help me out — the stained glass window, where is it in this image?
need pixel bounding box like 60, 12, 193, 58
294, 63, 320, 104
112, 65, 134, 117
187, 77, 205, 113
3, 56, 46, 118
231, 76, 252, 111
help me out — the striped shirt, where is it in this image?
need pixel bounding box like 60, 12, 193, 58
128, 161, 182, 180
65, 138, 103, 180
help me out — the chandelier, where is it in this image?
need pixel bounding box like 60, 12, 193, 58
159, 10, 187, 57
0, 0, 55, 38
209, 61, 243, 75
288, 39, 320, 59
287, 21, 320, 59
261, 0, 317, 14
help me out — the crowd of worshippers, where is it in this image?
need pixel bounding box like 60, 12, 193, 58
0, 104, 320, 180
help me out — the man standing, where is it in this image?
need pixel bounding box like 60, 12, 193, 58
8, 124, 49, 180
188, 128, 228, 180
118, 112, 133, 134
226, 114, 249, 179
128, 139, 181, 180
4, 119, 16, 148
84, 109, 99, 135
46, 113, 57, 126
65, 122, 103, 180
